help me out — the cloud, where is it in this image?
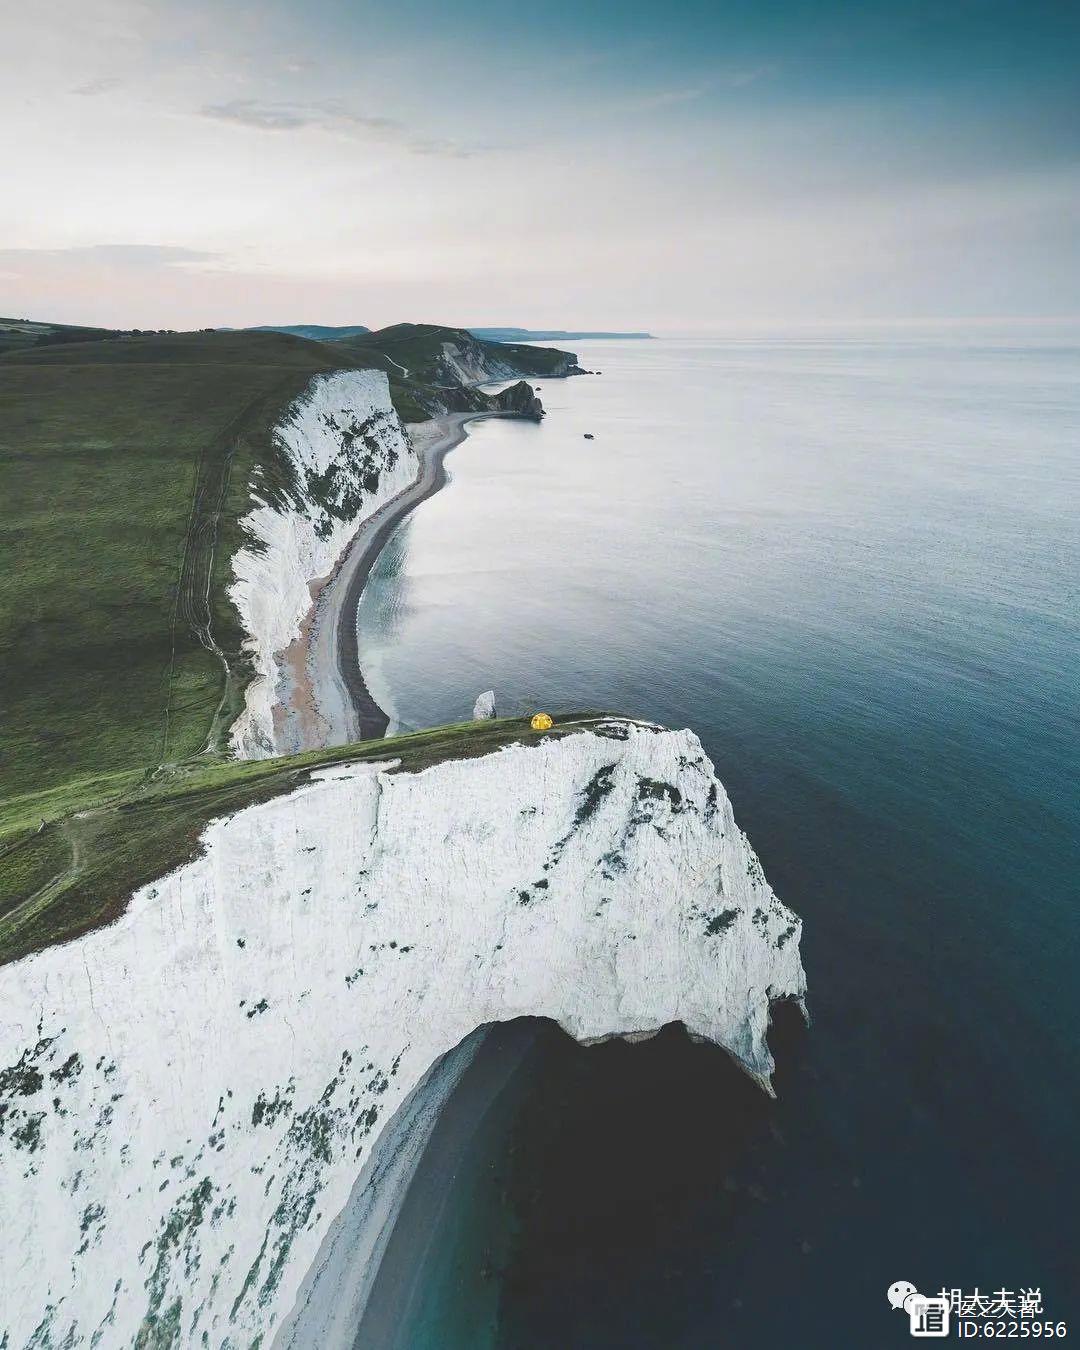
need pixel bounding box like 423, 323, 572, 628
0, 244, 219, 271
613, 66, 779, 114
198, 98, 478, 157
622, 86, 711, 112
717, 64, 779, 89
201, 99, 344, 132
72, 76, 123, 96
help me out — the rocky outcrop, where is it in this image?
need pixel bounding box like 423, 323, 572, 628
0, 722, 805, 1348
472, 690, 497, 719
431, 332, 582, 384
497, 342, 584, 377
394, 377, 544, 422
490, 379, 544, 419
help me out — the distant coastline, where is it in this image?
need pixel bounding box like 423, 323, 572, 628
469, 327, 653, 342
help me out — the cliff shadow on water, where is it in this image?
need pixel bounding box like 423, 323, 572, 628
360, 1007, 809, 1350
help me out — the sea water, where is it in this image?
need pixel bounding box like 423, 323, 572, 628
356, 336, 1080, 1347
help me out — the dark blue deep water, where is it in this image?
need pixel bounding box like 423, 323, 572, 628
357, 337, 1080, 1347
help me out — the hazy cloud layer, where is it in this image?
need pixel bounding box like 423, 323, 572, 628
0, 244, 218, 268
72, 76, 123, 96
200, 98, 478, 157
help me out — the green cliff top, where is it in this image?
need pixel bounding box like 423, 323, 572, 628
0, 715, 610, 969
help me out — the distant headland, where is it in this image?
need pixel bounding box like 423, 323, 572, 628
468, 327, 654, 341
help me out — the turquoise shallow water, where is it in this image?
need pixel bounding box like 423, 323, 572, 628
357, 337, 1080, 1346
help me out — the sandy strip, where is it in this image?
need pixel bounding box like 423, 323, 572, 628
303, 410, 512, 743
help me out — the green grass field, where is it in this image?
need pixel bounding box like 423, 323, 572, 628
0, 329, 353, 807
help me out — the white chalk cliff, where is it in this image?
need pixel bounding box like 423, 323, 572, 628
0, 721, 805, 1348
228, 369, 417, 758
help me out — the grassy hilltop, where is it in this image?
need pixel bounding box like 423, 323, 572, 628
331, 322, 583, 420
0, 319, 580, 964
0, 317, 122, 357
0, 329, 350, 804
338, 321, 580, 378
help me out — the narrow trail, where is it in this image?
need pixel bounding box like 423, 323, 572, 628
0, 814, 91, 954
159, 376, 298, 764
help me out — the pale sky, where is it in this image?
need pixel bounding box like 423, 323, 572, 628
3, 0, 1078, 331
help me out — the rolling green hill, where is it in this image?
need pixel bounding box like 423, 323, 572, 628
0, 330, 354, 811
334, 322, 582, 420
249, 323, 371, 341
0, 315, 121, 356
343, 321, 580, 376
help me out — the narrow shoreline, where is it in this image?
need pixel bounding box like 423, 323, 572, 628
306, 410, 517, 742
272, 1031, 488, 1348
355, 1021, 541, 1347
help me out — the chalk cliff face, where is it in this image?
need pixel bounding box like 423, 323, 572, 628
0, 722, 805, 1349
228, 369, 417, 758
433, 333, 580, 385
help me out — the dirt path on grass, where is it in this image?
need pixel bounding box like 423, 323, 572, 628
161, 376, 300, 762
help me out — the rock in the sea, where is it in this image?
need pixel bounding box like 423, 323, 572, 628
491, 379, 544, 420
0, 721, 806, 1348
472, 689, 496, 719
